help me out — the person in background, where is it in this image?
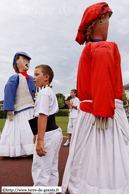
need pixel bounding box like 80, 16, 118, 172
64, 89, 79, 147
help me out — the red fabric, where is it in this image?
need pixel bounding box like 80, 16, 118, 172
20, 72, 30, 79
80, 102, 93, 114
77, 41, 123, 118
75, 2, 113, 45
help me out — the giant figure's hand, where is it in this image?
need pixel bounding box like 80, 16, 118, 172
7, 111, 14, 121
92, 116, 114, 130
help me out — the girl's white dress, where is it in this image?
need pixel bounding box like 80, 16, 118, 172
62, 100, 129, 194
0, 74, 35, 157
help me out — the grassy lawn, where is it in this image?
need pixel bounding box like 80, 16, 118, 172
0, 119, 6, 132
0, 116, 69, 136
56, 116, 68, 136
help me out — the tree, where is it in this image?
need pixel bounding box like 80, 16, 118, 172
56, 93, 66, 109
123, 89, 128, 105
56, 93, 65, 100
58, 97, 65, 109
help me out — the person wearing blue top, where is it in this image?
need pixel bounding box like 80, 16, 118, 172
0, 52, 36, 157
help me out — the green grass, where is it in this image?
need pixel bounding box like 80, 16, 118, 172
56, 116, 68, 136
0, 119, 6, 132
0, 116, 69, 136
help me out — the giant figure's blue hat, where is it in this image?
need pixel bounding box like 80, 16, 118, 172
13, 52, 31, 67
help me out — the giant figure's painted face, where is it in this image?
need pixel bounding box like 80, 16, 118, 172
16, 55, 30, 72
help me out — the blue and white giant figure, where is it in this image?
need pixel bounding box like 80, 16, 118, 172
0, 52, 36, 157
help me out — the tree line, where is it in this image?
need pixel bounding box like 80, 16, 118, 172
57, 89, 128, 109
123, 89, 128, 105
56, 93, 72, 109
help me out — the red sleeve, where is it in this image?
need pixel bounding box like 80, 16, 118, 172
114, 43, 123, 100
91, 46, 115, 118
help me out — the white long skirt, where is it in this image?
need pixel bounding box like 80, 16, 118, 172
0, 108, 34, 157
62, 100, 129, 194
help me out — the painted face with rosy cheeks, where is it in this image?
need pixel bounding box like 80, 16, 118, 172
17, 56, 30, 72
98, 13, 110, 41
33, 68, 49, 88
92, 13, 110, 41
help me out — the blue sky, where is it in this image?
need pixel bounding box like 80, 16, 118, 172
0, 0, 129, 100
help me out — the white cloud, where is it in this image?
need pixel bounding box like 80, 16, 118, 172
53, 79, 63, 85
0, 0, 129, 100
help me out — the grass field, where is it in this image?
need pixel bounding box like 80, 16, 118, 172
55, 116, 68, 136
0, 119, 6, 133
0, 116, 69, 136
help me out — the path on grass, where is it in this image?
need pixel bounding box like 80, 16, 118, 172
0, 137, 69, 193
